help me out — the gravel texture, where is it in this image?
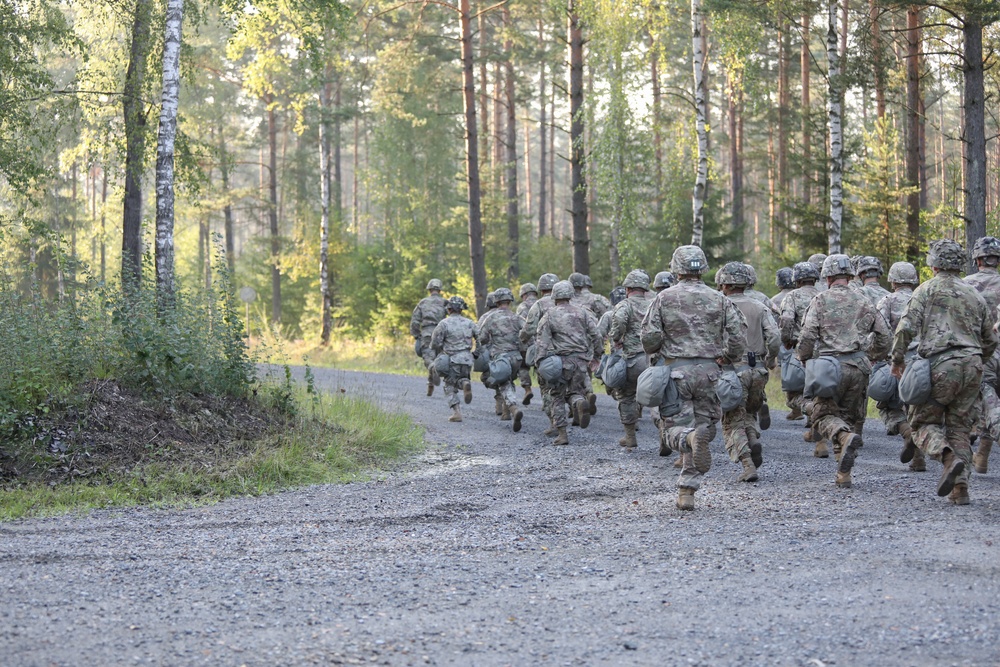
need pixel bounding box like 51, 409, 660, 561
3, 367, 1000, 666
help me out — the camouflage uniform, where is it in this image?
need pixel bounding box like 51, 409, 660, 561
856, 256, 891, 309
772, 268, 795, 311
536, 286, 602, 436
521, 274, 559, 428
479, 296, 525, 429
798, 255, 891, 488
410, 285, 447, 386
641, 247, 746, 505
516, 285, 539, 394
430, 304, 479, 414
874, 262, 919, 446
891, 240, 998, 502
779, 265, 820, 417
965, 237, 1000, 474
608, 271, 653, 442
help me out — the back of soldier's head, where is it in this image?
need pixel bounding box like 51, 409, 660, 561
887, 262, 918, 287
670, 245, 708, 277
537, 273, 559, 292
927, 239, 966, 272
551, 280, 575, 301
775, 267, 795, 290
793, 261, 819, 284
973, 236, 1000, 267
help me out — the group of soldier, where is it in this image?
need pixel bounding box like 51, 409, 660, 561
411, 237, 1000, 511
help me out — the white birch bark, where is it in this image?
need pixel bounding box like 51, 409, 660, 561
154, 0, 183, 296
691, 0, 708, 247
826, 0, 843, 254
319, 65, 333, 344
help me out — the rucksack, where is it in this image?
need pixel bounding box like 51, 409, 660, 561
804, 356, 842, 399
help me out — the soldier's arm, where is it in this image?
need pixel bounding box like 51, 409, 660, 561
410, 303, 422, 338
867, 303, 892, 361
587, 312, 603, 360
520, 302, 540, 344
430, 321, 444, 353
981, 301, 998, 360
762, 309, 781, 364
608, 303, 628, 345
722, 298, 747, 364
640, 299, 664, 354
535, 315, 552, 359
796, 301, 820, 361
891, 289, 922, 364
779, 297, 797, 346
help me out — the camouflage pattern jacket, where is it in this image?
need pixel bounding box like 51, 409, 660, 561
431, 314, 479, 366
729, 292, 780, 365
771, 289, 793, 312
640, 279, 746, 363
965, 267, 1000, 323
520, 295, 555, 344
859, 281, 891, 310
779, 285, 819, 347
579, 289, 612, 319
536, 303, 602, 362
745, 288, 779, 316
516, 294, 538, 320
796, 284, 890, 362
609, 293, 654, 359
478, 308, 522, 355
877, 288, 913, 333
891, 272, 998, 365
410, 294, 447, 339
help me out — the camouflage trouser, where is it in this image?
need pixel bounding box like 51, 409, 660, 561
981, 382, 1000, 442
518, 356, 533, 390
549, 357, 590, 429
442, 363, 471, 409
810, 362, 869, 449
497, 355, 523, 411
611, 355, 648, 426
722, 367, 767, 462
877, 398, 907, 435
785, 390, 804, 413
908, 355, 982, 486
657, 363, 722, 491
419, 336, 436, 375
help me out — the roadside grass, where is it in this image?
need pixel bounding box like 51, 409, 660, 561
256, 336, 426, 377
0, 389, 423, 521
765, 368, 882, 419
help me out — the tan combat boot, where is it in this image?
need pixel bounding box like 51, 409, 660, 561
522, 388, 534, 405
949, 483, 970, 505
676, 488, 695, 511
758, 403, 771, 430
687, 427, 712, 473
500, 404, 511, 421
543, 416, 559, 438
619, 423, 637, 450
974, 436, 993, 474
909, 448, 927, 472
587, 393, 598, 415
786, 406, 803, 420
552, 427, 569, 446
462, 380, 473, 404
803, 428, 814, 442
658, 427, 672, 457
937, 449, 965, 497
898, 422, 917, 464
512, 408, 523, 433
449, 406, 463, 422
495, 396, 503, 416
430, 368, 441, 386
575, 399, 591, 429
837, 431, 861, 475
749, 437, 763, 468
835, 470, 852, 488
738, 455, 759, 482
814, 439, 830, 458
427, 382, 434, 397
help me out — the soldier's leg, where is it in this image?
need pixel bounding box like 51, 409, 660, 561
977, 384, 1000, 473
665, 366, 720, 496
421, 343, 438, 394
943, 358, 982, 492
616, 383, 640, 449
722, 406, 750, 463
566, 359, 591, 428
841, 365, 869, 442
786, 390, 804, 419
518, 362, 534, 404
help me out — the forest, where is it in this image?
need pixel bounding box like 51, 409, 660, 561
3, 0, 1000, 342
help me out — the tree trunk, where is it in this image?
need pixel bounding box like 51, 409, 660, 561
353, 101, 360, 239
121, 0, 153, 289
334, 79, 343, 220
905, 6, 921, 262
651, 42, 664, 226
319, 66, 334, 345
778, 19, 789, 247
691, 0, 709, 247
267, 98, 281, 323
478, 9, 490, 180
219, 126, 235, 274
494, 61, 503, 188
537, 12, 547, 237
504, 4, 519, 282
728, 74, 742, 249
460, 0, 488, 315
154, 0, 183, 300
964, 15, 986, 268
827, 0, 843, 253
568, 0, 588, 273
869, 0, 885, 119
523, 120, 533, 221
101, 167, 107, 282
801, 9, 812, 208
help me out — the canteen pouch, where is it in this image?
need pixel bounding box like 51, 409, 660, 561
473, 347, 491, 373
433, 353, 451, 375
486, 355, 513, 387
804, 355, 842, 399
636, 364, 682, 417
867, 361, 900, 403
716, 369, 745, 412
414, 339, 423, 357
899, 356, 933, 405
781, 351, 806, 392
602, 350, 628, 389
525, 344, 537, 367
537, 355, 564, 384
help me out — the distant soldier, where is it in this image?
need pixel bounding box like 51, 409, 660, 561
410, 278, 448, 396
743, 264, 780, 317
567, 273, 601, 420
597, 286, 627, 342
430, 296, 479, 423
716, 262, 780, 483
608, 270, 654, 451
771, 267, 795, 311
477, 291, 502, 416
796, 254, 891, 489
965, 236, 1000, 320
521, 273, 560, 435
641, 245, 746, 511
891, 240, 998, 505
581, 275, 612, 319
535, 281, 603, 446
779, 262, 820, 430
478, 288, 525, 432
875, 261, 924, 471
808, 253, 828, 292
652, 271, 677, 293
856, 256, 891, 308
515, 283, 538, 404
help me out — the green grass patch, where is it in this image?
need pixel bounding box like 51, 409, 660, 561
255, 335, 426, 377
765, 368, 883, 419
0, 389, 423, 521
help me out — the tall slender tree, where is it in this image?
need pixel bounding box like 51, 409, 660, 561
154, 0, 184, 299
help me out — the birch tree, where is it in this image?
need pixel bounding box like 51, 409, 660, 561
826, 0, 843, 254
568, 0, 589, 273
154, 0, 184, 298
691, 0, 708, 247
122, 0, 153, 289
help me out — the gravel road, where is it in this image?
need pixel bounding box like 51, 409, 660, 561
3, 367, 1000, 666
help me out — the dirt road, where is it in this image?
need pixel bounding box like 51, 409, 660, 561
2, 368, 1000, 666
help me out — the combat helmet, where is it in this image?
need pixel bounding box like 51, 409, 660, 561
807, 253, 827, 270
622, 269, 651, 291
743, 264, 759, 286
537, 273, 559, 292
551, 280, 575, 300
582, 275, 594, 288
609, 285, 627, 306
775, 267, 795, 289
792, 261, 820, 283
670, 245, 709, 275
494, 287, 515, 303
887, 261, 919, 286
972, 236, 1000, 261
653, 271, 676, 290
446, 296, 467, 312
485, 292, 497, 310
426, 278, 443, 291
568, 272, 586, 288
927, 239, 966, 271
519, 283, 537, 299
820, 254, 856, 279
856, 256, 884, 278
716, 261, 752, 286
